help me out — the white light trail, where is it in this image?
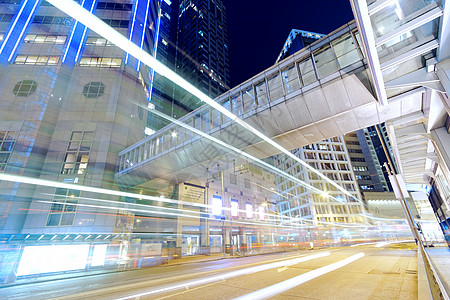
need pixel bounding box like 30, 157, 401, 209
233, 252, 365, 300
116, 252, 331, 300
46, 0, 359, 202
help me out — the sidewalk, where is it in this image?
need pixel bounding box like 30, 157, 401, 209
426, 246, 450, 296
1, 252, 236, 288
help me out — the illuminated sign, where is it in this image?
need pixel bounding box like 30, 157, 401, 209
212, 195, 222, 216
17, 244, 90, 276
231, 200, 239, 217
245, 203, 253, 218
91, 244, 108, 267
258, 206, 265, 220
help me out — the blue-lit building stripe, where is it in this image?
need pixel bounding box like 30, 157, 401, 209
62, 0, 97, 65
8, 0, 40, 61
125, 0, 140, 64
63, 0, 87, 62
148, 3, 162, 102
0, 0, 29, 55
136, 0, 151, 72
74, 0, 97, 62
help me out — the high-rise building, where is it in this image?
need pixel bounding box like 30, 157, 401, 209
175, 0, 230, 99
271, 137, 366, 225
0, 0, 168, 282
344, 131, 388, 193
276, 29, 325, 62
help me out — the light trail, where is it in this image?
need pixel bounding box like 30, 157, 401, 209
116, 251, 331, 300
46, 0, 360, 202
233, 252, 365, 300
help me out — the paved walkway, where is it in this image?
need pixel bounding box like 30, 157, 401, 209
426, 246, 450, 295
2, 252, 231, 288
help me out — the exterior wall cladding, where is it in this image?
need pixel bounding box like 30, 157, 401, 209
0, 0, 167, 235
176, 0, 230, 99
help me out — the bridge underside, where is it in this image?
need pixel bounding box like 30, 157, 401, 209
115, 69, 424, 190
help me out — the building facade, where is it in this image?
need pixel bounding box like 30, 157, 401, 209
175, 0, 230, 99
0, 0, 168, 283
272, 136, 366, 225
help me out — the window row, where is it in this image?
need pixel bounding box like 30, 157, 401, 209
0, 130, 16, 172
14, 55, 59, 66
61, 131, 94, 175
33, 16, 73, 26
79, 57, 122, 68
24, 34, 67, 44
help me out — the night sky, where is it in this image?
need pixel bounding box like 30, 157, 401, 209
223, 0, 355, 88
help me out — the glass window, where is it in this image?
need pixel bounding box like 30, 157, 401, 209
231, 94, 243, 116
267, 72, 283, 101
331, 33, 361, 68
299, 57, 317, 86
83, 82, 105, 98
313, 44, 338, 79
255, 81, 269, 107
242, 86, 255, 114
14, 55, 26, 64
46, 188, 79, 226
282, 64, 301, 93
62, 131, 94, 175
13, 80, 38, 97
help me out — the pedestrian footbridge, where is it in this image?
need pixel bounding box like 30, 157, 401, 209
115, 0, 448, 188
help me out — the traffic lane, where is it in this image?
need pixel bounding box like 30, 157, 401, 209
54, 250, 334, 300
269, 243, 417, 300
0, 249, 321, 299
125, 243, 417, 300
112, 248, 369, 299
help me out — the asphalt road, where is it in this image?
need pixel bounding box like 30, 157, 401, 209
1, 242, 418, 300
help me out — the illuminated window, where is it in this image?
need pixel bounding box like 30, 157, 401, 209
13, 80, 38, 97
62, 131, 94, 175
83, 82, 105, 98
24, 34, 67, 44
211, 195, 222, 216
245, 203, 253, 218
14, 55, 60, 66
46, 188, 79, 226
0, 131, 17, 172
79, 57, 122, 68
231, 200, 239, 217
85, 37, 114, 46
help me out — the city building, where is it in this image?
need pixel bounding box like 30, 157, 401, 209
272, 137, 366, 225
344, 130, 389, 193
175, 0, 230, 99
276, 29, 325, 63
0, 0, 167, 282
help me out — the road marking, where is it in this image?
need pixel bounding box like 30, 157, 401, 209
277, 266, 289, 272
233, 252, 365, 300
116, 252, 331, 300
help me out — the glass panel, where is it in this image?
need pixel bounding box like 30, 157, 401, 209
267, 72, 283, 101
242, 86, 255, 114
231, 94, 243, 115
202, 109, 210, 132
299, 57, 316, 86
282, 64, 301, 93
222, 98, 231, 122
211, 109, 221, 128
314, 44, 338, 79
255, 81, 268, 107
332, 33, 361, 68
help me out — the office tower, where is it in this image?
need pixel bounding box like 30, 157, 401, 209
175, 0, 230, 99
276, 29, 324, 62
272, 137, 366, 225
0, 0, 169, 282
344, 131, 388, 192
